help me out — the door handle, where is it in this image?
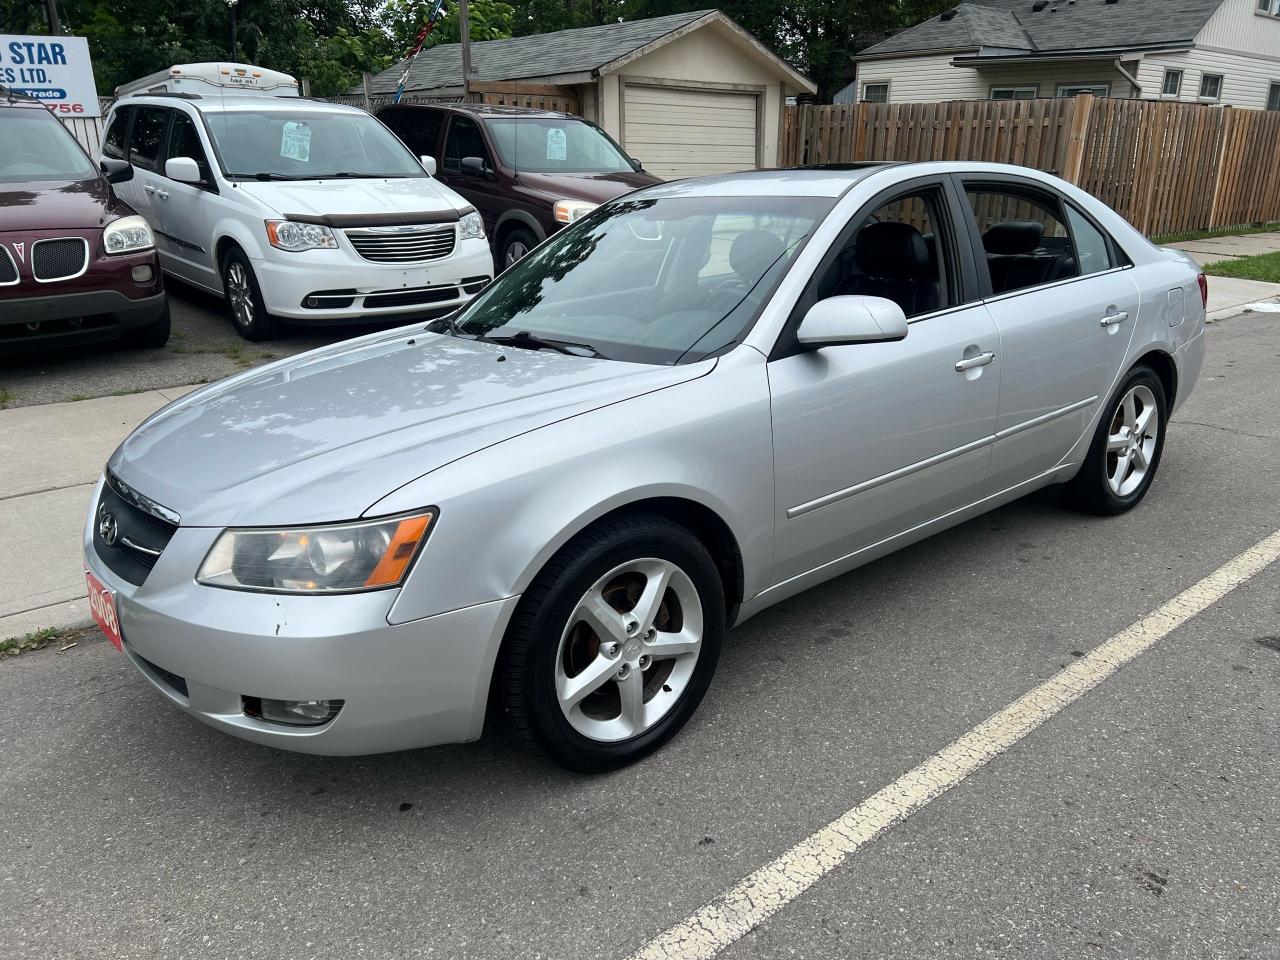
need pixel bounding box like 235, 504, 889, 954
955, 351, 996, 372
143, 185, 156, 194
156, 190, 170, 200
1100, 310, 1129, 327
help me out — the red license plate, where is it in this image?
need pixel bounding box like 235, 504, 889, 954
85, 569, 123, 651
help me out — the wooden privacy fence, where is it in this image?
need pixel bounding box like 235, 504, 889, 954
782, 95, 1280, 237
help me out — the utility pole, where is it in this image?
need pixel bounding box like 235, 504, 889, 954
459, 0, 473, 102
225, 0, 239, 61
43, 0, 63, 34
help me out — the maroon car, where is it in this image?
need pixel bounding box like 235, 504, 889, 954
378, 103, 660, 269
1, 89, 168, 352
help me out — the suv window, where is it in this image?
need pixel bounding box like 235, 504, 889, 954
165, 111, 213, 183
128, 107, 169, 171
443, 115, 492, 174
102, 107, 131, 160
964, 185, 1078, 295
385, 108, 445, 158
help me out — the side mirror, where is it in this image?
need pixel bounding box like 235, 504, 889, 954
165, 156, 203, 184
420, 154, 437, 176
796, 295, 908, 348
99, 158, 133, 184
460, 156, 490, 178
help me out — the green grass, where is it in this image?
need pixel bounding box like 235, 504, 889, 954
1204, 250, 1280, 284
0, 386, 12, 408
1151, 222, 1280, 245
0, 627, 66, 658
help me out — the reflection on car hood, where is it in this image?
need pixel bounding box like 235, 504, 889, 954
237, 176, 463, 219
0, 177, 125, 232
109, 328, 713, 526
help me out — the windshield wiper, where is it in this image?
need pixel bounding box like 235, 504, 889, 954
479, 330, 604, 358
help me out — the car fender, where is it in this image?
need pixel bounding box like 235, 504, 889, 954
494, 209, 546, 244
375, 348, 775, 626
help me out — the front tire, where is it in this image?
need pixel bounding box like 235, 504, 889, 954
499, 514, 725, 772
221, 248, 281, 341
1065, 365, 1167, 515
498, 228, 537, 272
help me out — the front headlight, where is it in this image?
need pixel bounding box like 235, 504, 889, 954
103, 215, 154, 255
196, 510, 436, 594
554, 200, 597, 225
458, 211, 485, 240
265, 219, 338, 252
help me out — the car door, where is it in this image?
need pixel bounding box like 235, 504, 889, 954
120, 105, 172, 257
768, 178, 1001, 585
957, 177, 1141, 490
154, 109, 220, 290
438, 113, 503, 232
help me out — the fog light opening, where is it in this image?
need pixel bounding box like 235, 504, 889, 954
131, 264, 154, 283
242, 695, 343, 726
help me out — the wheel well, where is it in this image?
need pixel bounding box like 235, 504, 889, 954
214, 236, 241, 274
494, 218, 536, 252
1134, 350, 1177, 407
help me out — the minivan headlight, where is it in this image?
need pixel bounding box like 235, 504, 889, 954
458, 211, 485, 239
265, 219, 338, 252
196, 511, 436, 594
103, 215, 154, 255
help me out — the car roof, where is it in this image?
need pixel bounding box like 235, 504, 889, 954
382, 101, 575, 120
119, 93, 367, 116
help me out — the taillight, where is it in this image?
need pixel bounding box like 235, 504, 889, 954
1197, 273, 1208, 308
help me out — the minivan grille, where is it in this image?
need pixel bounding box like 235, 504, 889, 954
32, 238, 89, 281
345, 224, 457, 264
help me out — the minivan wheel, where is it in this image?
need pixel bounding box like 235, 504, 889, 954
499, 228, 536, 271
499, 514, 725, 772
220, 248, 281, 341
1065, 365, 1167, 515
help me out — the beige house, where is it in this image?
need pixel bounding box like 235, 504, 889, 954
849, 0, 1280, 111
361, 10, 815, 179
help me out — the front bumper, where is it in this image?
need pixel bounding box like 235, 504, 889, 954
83, 479, 518, 755
251, 237, 494, 322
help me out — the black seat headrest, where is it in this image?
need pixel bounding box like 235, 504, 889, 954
982, 220, 1044, 255
854, 222, 933, 280
729, 229, 785, 281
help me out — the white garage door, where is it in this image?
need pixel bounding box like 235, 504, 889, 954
623, 85, 758, 181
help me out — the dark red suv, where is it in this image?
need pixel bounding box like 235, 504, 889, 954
378, 103, 660, 269
1, 89, 168, 352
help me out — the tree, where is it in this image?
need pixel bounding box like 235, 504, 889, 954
381, 0, 515, 54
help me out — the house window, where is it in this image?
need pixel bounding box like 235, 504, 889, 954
1258, 0, 1280, 16
861, 82, 889, 103
1268, 82, 1280, 111
1161, 69, 1183, 97
1199, 73, 1223, 100
1057, 83, 1110, 98
990, 86, 1037, 100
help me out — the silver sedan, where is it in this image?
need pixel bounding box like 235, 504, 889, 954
83, 162, 1205, 771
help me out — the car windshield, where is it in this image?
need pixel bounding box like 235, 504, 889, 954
485, 117, 635, 174
0, 109, 97, 184
454, 194, 832, 365
207, 109, 426, 180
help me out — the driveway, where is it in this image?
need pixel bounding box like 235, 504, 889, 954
2, 311, 1278, 959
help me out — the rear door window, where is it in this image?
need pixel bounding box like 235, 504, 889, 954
388, 108, 445, 158
128, 107, 170, 171
102, 107, 132, 160
964, 185, 1078, 295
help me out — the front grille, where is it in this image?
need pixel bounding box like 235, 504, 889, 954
92, 472, 179, 587
32, 237, 88, 282
345, 224, 456, 264
364, 286, 461, 309
0, 247, 17, 285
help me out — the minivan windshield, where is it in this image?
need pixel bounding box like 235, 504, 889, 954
0, 109, 97, 184
207, 109, 426, 180
453, 194, 832, 365
485, 117, 635, 174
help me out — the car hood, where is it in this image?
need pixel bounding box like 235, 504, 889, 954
109, 329, 713, 526
0, 177, 123, 232
516, 169, 661, 205
236, 176, 465, 220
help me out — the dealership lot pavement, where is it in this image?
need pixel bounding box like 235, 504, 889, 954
1, 312, 1278, 959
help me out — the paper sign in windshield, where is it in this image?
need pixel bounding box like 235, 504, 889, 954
280, 121, 312, 162
546, 127, 567, 161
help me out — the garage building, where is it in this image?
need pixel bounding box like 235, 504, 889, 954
359, 10, 815, 179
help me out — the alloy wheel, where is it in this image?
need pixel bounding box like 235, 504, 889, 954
504, 241, 529, 267
1106, 383, 1159, 497
227, 262, 255, 328
554, 558, 703, 743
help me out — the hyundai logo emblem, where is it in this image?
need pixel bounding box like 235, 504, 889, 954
98, 504, 119, 546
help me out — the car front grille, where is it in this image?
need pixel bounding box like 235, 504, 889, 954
345, 224, 457, 264
32, 237, 89, 282
92, 471, 180, 587
0, 247, 17, 285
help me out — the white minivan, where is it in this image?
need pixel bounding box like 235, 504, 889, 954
101, 64, 494, 340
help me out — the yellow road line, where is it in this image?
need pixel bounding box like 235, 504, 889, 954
628, 528, 1280, 960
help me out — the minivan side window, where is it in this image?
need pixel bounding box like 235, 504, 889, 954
389, 108, 445, 158
964, 185, 1078, 295
102, 107, 131, 160
165, 111, 213, 183
443, 115, 492, 174
128, 107, 170, 171
1063, 203, 1116, 276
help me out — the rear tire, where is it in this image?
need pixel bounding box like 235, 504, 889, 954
221, 247, 281, 341
499, 513, 724, 772
122, 301, 171, 349
1065, 365, 1167, 515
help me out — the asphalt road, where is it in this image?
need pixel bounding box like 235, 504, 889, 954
2, 313, 1279, 960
